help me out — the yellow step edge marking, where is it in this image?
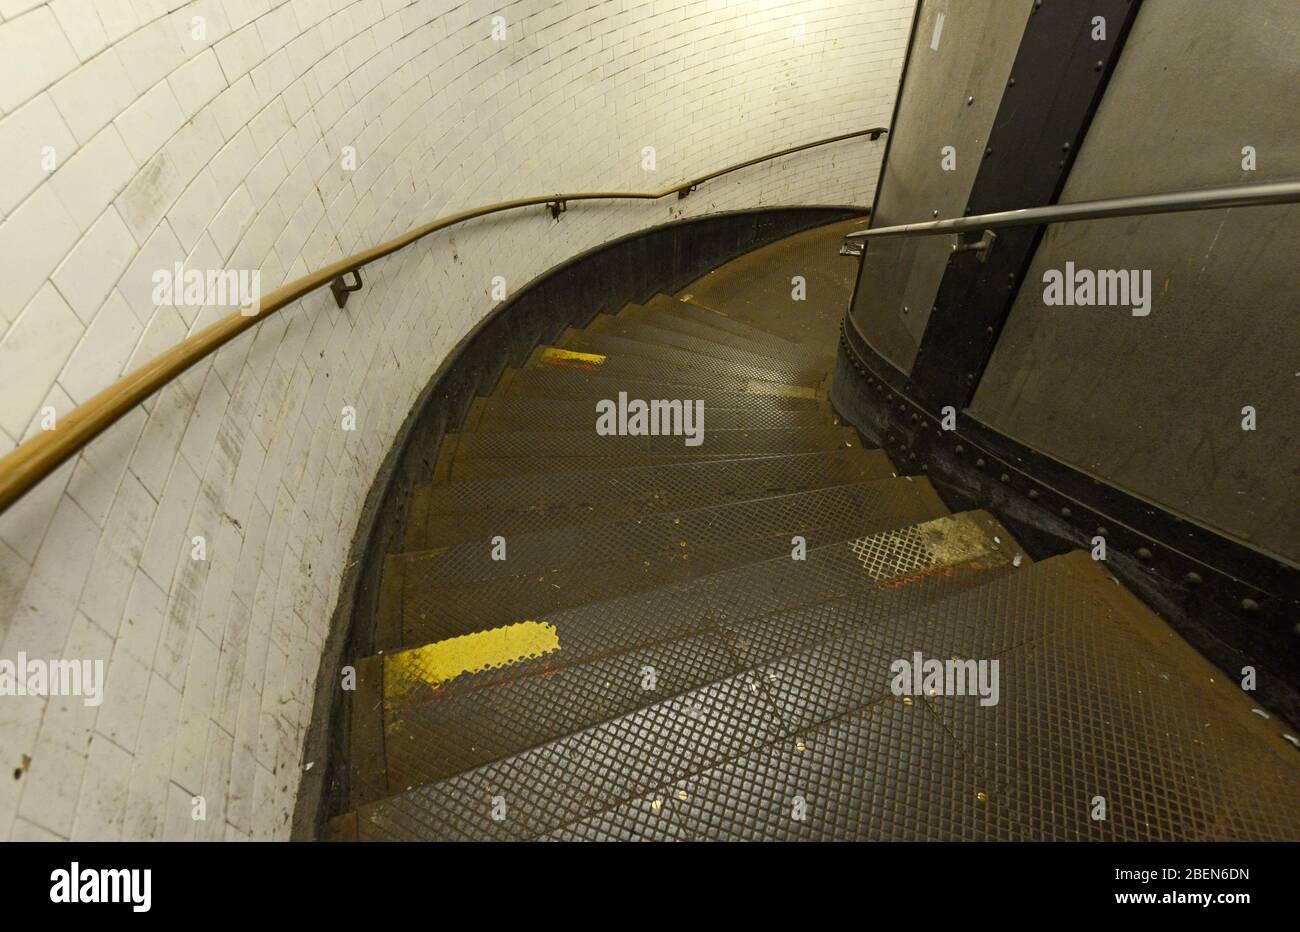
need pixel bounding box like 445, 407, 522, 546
383, 620, 560, 701
540, 347, 606, 368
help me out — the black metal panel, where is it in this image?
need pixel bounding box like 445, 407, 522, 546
834, 323, 1300, 728
905, 0, 1143, 412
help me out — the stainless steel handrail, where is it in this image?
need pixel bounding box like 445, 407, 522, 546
842, 180, 1300, 242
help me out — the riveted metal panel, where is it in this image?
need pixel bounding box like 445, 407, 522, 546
848, 0, 1034, 372
970, 0, 1300, 565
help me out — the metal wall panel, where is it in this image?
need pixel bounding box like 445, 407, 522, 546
849, 0, 1034, 372
970, 0, 1300, 563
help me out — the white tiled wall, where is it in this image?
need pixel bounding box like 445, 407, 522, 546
0, 0, 913, 840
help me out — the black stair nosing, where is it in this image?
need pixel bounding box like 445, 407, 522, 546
582, 317, 830, 375
377, 477, 953, 650
493, 367, 824, 409
554, 328, 822, 384
614, 305, 832, 365
404, 448, 896, 551
344, 550, 1039, 838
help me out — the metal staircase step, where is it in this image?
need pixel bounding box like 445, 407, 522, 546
492, 367, 823, 409
430, 425, 858, 482
403, 448, 895, 550
338, 552, 1300, 840
583, 316, 826, 375
523, 345, 822, 397
556, 327, 822, 385
374, 476, 951, 650
617, 302, 831, 366
640, 293, 810, 351
463, 394, 831, 433
562, 551, 1300, 841
349, 512, 1021, 806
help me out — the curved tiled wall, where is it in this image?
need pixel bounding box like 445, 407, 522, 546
0, 0, 912, 839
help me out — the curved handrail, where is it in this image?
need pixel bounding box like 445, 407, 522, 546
0, 127, 886, 513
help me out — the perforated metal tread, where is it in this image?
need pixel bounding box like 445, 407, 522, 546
405, 448, 895, 550
349, 552, 1300, 840
392, 512, 1020, 696
525, 345, 819, 396
919, 551, 1300, 841
494, 367, 822, 410
376, 477, 951, 650
431, 425, 856, 482
465, 394, 830, 433
344, 671, 788, 840
354, 513, 1020, 802
346, 561, 1021, 838
582, 317, 828, 378
552, 553, 1300, 841
618, 303, 831, 366
391, 477, 943, 588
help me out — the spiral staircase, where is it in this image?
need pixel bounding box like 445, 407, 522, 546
321, 234, 1300, 842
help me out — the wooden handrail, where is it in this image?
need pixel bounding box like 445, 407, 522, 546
0, 127, 885, 513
